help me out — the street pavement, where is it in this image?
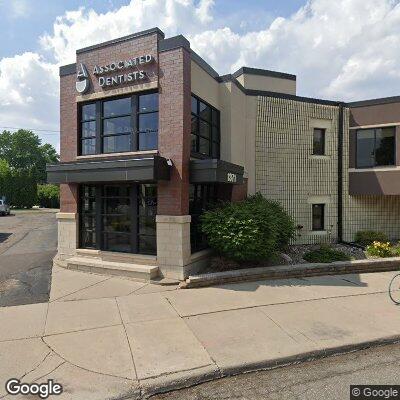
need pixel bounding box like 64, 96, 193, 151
0, 210, 57, 306
0, 265, 400, 399
152, 342, 400, 400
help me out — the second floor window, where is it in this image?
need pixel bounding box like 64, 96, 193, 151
79, 92, 158, 155
313, 128, 325, 155
191, 95, 220, 158
356, 127, 395, 168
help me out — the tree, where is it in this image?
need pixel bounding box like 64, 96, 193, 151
0, 159, 37, 208
0, 130, 59, 183
0, 130, 59, 208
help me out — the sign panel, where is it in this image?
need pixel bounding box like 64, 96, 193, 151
76, 54, 155, 93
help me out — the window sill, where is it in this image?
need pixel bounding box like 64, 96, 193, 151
349, 166, 399, 172
76, 150, 158, 160
310, 230, 328, 235
310, 155, 329, 160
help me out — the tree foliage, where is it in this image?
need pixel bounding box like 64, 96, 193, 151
0, 130, 59, 208
0, 159, 37, 208
0, 130, 59, 183
37, 184, 60, 208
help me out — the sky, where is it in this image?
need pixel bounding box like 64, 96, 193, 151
1, 0, 400, 152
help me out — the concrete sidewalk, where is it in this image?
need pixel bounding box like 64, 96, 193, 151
1, 268, 399, 399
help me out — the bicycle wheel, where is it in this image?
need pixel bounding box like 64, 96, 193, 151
389, 274, 400, 304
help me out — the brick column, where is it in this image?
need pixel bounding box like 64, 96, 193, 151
156, 44, 192, 279
56, 72, 79, 264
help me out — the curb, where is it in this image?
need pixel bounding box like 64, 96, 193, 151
181, 258, 400, 288
141, 335, 400, 399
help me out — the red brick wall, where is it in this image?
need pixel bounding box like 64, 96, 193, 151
157, 47, 191, 215
60, 74, 77, 163
59, 32, 162, 214
60, 184, 78, 213
216, 179, 248, 203
231, 178, 248, 202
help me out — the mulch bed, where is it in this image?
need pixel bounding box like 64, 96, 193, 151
205, 243, 367, 273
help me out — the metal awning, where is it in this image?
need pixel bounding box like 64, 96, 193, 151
47, 155, 170, 184
190, 159, 244, 185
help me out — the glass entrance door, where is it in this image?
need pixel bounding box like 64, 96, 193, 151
80, 183, 157, 255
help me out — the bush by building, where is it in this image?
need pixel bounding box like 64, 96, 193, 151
37, 184, 60, 208
200, 193, 295, 262
355, 230, 389, 247
303, 244, 351, 263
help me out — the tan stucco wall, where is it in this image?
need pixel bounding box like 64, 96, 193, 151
218, 81, 257, 194
255, 96, 340, 244
236, 73, 296, 95
190, 61, 220, 109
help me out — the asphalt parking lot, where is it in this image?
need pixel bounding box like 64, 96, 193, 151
0, 210, 57, 306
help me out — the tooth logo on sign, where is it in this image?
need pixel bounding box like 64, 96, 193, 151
76, 63, 90, 94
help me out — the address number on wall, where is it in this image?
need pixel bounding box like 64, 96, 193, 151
227, 173, 237, 183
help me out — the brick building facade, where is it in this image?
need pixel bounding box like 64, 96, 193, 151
48, 27, 400, 280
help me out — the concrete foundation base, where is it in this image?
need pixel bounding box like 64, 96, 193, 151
56, 212, 78, 261
156, 215, 192, 280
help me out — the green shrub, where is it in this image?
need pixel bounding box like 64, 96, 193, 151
391, 244, 400, 257
37, 184, 60, 208
0, 160, 37, 208
303, 245, 351, 263
355, 230, 389, 247
200, 193, 295, 262
366, 241, 393, 258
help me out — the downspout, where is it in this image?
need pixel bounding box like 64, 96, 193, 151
337, 103, 344, 243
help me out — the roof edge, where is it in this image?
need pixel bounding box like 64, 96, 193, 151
159, 35, 190, 53
59, 63, 76, 77
348, 95, 400, 108
190, 50, 219, 78
233, 67, 296, 81
218, 74, 343, 106
76, 27, 165, 54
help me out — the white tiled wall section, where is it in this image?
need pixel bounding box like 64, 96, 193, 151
255, 96, 339, 244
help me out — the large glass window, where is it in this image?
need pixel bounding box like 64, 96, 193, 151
356, 127, 395, 168
79, 92, 158, 155
191, 95, 220, 158
189, 184, 218, 252
79, 184, 157, 255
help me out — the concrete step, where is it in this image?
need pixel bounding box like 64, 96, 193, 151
75, 249, 157, 266
66, 256, 159, 281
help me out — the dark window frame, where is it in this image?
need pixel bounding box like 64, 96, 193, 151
189, 183, 218, 252
355, 127, 396, 169
191, 94, 220, 159
312, 203, 325, 231
78, 91, 158, 156
312, 128, 326, 155
79, 183, 157, 255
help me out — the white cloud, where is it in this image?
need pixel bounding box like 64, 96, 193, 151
2, 0, 400, 151
0, 52, 59, 148
39, 0, 214, 65
188, 0, 400, 101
